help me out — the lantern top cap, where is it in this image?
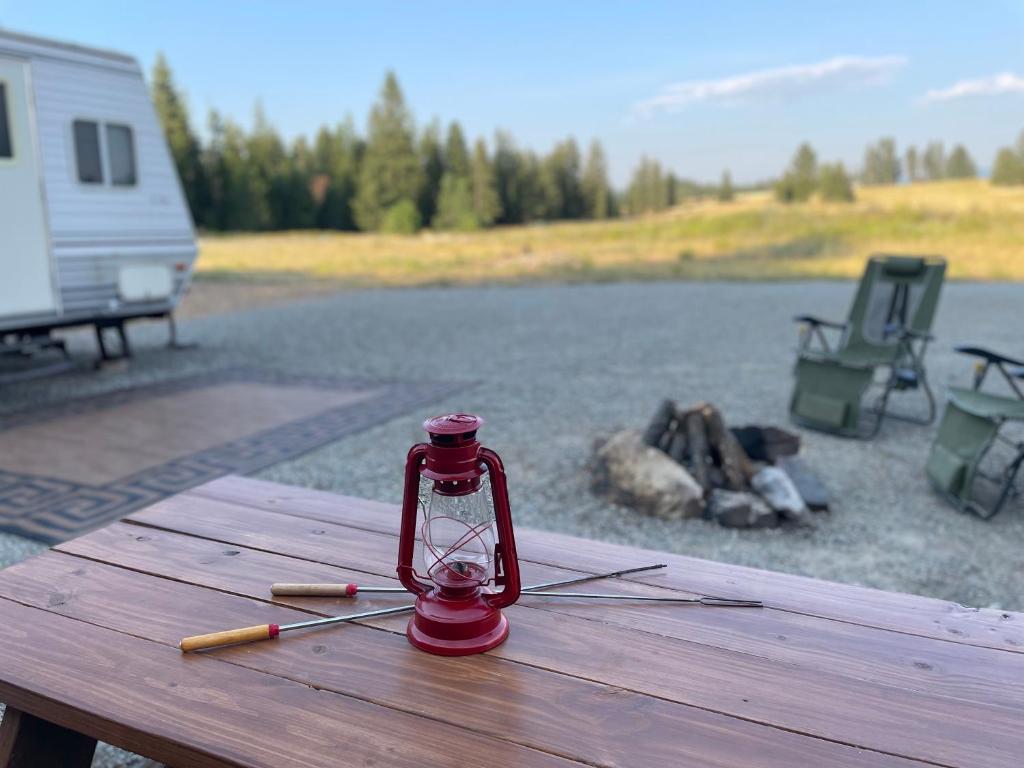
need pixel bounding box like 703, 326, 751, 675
423, 413, 484, 436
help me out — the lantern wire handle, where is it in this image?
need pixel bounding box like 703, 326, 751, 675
420, 515, 496, 586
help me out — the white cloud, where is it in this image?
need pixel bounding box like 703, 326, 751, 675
632, 55, 907, 118
921, 72, 1024, 103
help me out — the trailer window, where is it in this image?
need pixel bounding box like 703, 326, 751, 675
106, 124, 136, 186
73, 120, 103, 183
0, 82, 11, 159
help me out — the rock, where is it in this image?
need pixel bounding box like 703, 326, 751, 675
591, 430, 704, 520
777, 455, 830, 511
708, 489, 778, 528
751, 466, 812, 525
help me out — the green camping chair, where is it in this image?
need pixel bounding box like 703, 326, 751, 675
926, 346, 1024, 519
789, 255, 946, 438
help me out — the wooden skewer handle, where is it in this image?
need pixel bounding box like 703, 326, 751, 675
179, 623, 280, 652
271, 583, 357, 597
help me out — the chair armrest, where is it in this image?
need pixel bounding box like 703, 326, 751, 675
885, 323, 934, 341
793, 315, 846, 330
954, 346, 1024, 368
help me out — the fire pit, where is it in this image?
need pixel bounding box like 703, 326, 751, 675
590, 400, 828, 528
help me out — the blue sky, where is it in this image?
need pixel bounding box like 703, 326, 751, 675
3, 1, 1023, 185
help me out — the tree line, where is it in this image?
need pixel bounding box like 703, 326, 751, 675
153, 55, 1024, 231
154, 57, 623, 233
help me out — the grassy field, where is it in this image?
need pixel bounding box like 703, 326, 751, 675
196, 180, 1024, 287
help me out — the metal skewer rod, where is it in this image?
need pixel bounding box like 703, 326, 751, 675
183, 566, 753, 652
271, 583, 407, 596
522, 563, 668, 592
270, 563, 668, 598
180, 604, 416, 652
524, 591, 763, 607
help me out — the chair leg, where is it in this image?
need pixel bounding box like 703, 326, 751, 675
919, 364, 937, 424
991, 448, 1024, 518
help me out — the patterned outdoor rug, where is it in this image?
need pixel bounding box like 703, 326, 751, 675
0, 369, 468, 543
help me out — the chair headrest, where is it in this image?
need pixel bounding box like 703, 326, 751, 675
879, 256, 926, 277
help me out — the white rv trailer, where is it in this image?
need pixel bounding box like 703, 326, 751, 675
0, 29, 196, 371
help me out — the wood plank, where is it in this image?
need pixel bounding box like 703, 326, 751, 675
57, 522, 1024, 712
0, 552, 924, 768
0, 708, 96, 768
188, 475, 1024, 652
68, 514, 1024, 767
0, 597, 577, 768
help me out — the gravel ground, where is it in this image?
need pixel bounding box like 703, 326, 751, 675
1, 280, 1022, 766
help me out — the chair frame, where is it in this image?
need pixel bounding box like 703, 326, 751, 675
936, 346, 1024, 519
794, 315, 937, 438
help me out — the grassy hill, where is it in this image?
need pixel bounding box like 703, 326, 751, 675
197, 180, 1024, 287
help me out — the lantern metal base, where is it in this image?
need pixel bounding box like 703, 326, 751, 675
406, 589, 510, 656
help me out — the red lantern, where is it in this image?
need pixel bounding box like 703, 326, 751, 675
396, 414, 521, 655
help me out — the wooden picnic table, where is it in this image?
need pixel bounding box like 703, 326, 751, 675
0, 475, 1021, 768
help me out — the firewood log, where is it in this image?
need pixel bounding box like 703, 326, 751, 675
702, 404, 754, 490
683, 409, 711, 492
643, 399, 677, 448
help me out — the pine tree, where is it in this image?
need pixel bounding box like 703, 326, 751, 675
922, 142, 945, 181
818, 163, 855, 202
775, 143, 817, 202
665, 172, 679, 207
267, 137, 315, 229
313, 119, 361, 230
905, 147, 919, 183
354, 72, 423, 231
432, 121, 478, 230
717, 170, 734, 202
626, 156, 669, 214
212, 113, 270, 230
432, 174, 479, 230
151, 53, 208, 226
991, 147, 1023, 186
540, 138, 584, 219
443, 122, 471, 178
861, 138, 900, 185
945, 144, 977, 179
493, 131, 525, 224
417, 120, 444, 226
202, 110, 228, 230
581, 140, 611, 219
518, 150, 546, 222
247, 103, 287, 229
470, 139, 501, 226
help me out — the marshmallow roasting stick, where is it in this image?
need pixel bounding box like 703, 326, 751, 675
179, 604, 416, 652
179, 566, 765, 652
269, 563, 668, 598
180, 564, 669, 652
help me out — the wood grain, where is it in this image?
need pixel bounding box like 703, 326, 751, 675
0, 551, 928, 768
52, 518, 1024, 767
117, 498, 1024, 712
187, 475, 1024, 652
0, 596, 577, 768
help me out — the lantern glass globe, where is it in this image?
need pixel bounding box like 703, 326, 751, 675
420, 478, 497, 588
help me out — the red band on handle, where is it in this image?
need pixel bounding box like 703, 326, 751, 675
269, 624, 280, 638
346, 583, 358, 597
